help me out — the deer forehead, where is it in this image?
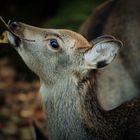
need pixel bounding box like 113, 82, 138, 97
58, 30, 91, 51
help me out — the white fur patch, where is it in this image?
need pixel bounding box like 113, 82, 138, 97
7, 32, 16, 46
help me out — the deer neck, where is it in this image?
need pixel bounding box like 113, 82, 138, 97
40, 71, 104, 139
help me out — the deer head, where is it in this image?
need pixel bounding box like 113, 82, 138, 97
7, 21, 122, 85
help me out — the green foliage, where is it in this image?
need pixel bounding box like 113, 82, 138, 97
0, 113, 10, 122
43, 0, 103, 31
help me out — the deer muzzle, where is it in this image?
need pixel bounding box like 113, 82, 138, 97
7, 21, 24, 47
7, 21, 36, 47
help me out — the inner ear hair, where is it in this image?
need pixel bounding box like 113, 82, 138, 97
90, 35, 115, 46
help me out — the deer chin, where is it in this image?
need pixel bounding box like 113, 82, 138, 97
7, 31, 21, 47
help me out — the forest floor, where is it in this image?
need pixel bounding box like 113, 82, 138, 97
0, 57, 47, 140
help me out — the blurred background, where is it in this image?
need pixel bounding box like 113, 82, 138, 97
0, 0, 103, 139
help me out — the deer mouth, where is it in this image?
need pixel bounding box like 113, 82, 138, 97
0, 17, 22, 47
7, 32, 21, 47
0, 16, 35, 47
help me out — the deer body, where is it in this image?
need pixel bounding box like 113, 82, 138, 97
5, 14, 140, 139
40, 71, 140, 140
80, 0, 140, 110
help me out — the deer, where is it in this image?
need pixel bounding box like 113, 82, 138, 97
0, 18, 139, 140
80, 0, 140, 110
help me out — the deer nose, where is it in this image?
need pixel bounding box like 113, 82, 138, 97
9, 21, 20, 31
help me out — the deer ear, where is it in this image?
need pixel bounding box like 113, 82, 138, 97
84, 38, 123, 69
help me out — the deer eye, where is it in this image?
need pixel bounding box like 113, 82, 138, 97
49, 39, 59, 49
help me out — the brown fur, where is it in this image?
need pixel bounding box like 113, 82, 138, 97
78, 70, 140, 139
60, 30, 91, 51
